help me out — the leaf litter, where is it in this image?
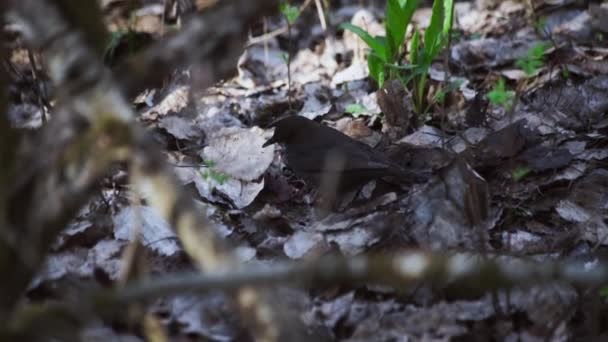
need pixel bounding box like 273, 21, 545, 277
13, 0, 608, 340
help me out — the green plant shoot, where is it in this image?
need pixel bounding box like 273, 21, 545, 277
280, 3, 299, 25
512, 166, 530, 182
515, 42, 549, 76
486, 78, 515, 110
340, 0, 454, 116
340, 0, 419, 86
410, 0, 454, 115
345, 103, 369, 117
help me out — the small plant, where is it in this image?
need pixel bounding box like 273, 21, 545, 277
512, 166, 530, 182
199, 169, 229, 185
345, 103, 369, 117
103, 13, 143, 65
279, 2, 301, 110
199, 160, 229, 186
407, 0, 454, 115
104, 31, 124, 62
515, 42, 549, 76
468, 32, 482, 40
597, 32, 605, 42
280, 2, 299, 25
486, 78, 515, 111
600, 286, 608, 300
341, 0, 454, 116
340, 0, 419, 86
199, 160, 230, 185
533, 16, 547, 34
433, 79, 463, 104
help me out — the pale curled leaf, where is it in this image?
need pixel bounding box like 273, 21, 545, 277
202, 126, 274, 181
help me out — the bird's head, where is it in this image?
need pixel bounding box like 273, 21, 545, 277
262, 116, 311, 147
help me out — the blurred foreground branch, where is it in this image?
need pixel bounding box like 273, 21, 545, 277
100, 251, 608, 303
3, 0, 281, 340
6, 250, 605, 339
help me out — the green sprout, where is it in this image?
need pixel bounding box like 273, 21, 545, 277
199, 159, 228, 186
199, 169, 228, 186
512, 166, 530, 182
345, 103, 369, 117
279, 3, 299, 25
486, 78, 515, 111
600, 286, 608, 300
103, 31, 124, 62
433, 79, 463, 104
280, 2, 300, 109
515, 42, 549, 76
596, 32, 604, 42
533, 17, 547, 35
469, 32, 482, 40
341, 0, 454, 117
203, 159, 216, 168
280, 52, 289, 63
209, 170, 228, 184
340, 0, 420, 86
405, 0, 454, 115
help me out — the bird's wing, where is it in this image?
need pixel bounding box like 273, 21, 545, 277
287, 145, 390, 173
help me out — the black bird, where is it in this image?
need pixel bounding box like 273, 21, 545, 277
262, 115, 426, 193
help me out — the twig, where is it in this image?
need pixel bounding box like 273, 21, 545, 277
314, 0, 326, 31
246, 26, 288, 47
89, 251, 608, 305
26, 49, 50, 125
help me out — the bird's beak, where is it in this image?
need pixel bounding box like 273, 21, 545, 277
262, 135, 277, 148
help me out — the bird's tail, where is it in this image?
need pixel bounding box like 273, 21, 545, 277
386, 165, 430, 184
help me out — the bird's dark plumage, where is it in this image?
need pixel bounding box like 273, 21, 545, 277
263, 116, 425, 191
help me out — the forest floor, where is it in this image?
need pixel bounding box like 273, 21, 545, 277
6, 0, 608, 340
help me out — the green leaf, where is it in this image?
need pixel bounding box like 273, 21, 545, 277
515, 42, 548, 76
385, 0, 419, 61
409, 29, 420, 66
433, 79, 463, 102
340, 23, 387, 61
423, 0, 445, 63
529, 42, 548, 59
280, 52, 289, 63
449, 30, 461, 40
512, 166, 530, 182
385, 62, 418, 71
469, 32, 482, 40
446, 79, 464, 91
516, 58, 542, 76
345, 103, 369, 116
421, 0, 454, 65
486, 78, 514, 110
210, 170, 229, 184
414, 72, 427, 111
596, 32, 605, 42
199, 168, 228, 185
600, 286, 608, 299
203, 159, 216, 168
442, 0, 454, 42
368, 53, 386, 86
104, 30, 125, 61
534, 16, 546, 33
280, 3, 299, 25
434, 89, 446, 103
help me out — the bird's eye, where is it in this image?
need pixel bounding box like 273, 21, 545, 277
283, 167, 295, 177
